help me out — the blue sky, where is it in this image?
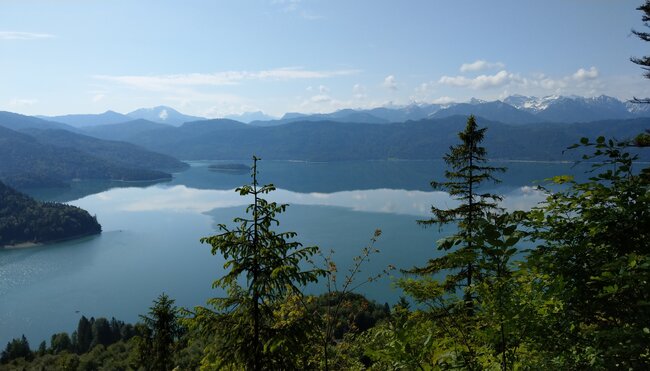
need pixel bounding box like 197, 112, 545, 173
1, 0, 648, 117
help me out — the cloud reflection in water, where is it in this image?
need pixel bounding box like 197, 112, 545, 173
75, 185, 547, 217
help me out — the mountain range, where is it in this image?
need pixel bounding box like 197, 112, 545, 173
3, 94, 648, 189
77, 115, 650, 162
251, 95, 650, 126
36, 95, 650, 129
40, 106, 204, 128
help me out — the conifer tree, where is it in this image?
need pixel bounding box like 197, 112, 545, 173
76, 316, 92, 354
139, 293, 182, 371
408, 115, 505, 304
0, 335, 32, 363
632, 0, 650, 103
188, 156, 324, 370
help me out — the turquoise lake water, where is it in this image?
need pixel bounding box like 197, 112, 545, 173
0, 160, 583, 345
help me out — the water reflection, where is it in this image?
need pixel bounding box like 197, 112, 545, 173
168, 160, 588, 194
23, 179, 172, 203
73, 185, 547, 217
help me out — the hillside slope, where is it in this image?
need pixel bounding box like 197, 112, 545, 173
0, 181, 101, 247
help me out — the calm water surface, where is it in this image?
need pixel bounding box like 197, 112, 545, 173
0, 160, 581, 345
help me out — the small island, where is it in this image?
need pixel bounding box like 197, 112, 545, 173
208, 163, 250, 173
0, 181, 101, 248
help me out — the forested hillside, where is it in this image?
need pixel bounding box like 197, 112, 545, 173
0, 119, 187, 188
0, 126, 172, 188
20, 128, 188, 173
81, 115, 650, 161
0, 181, 101, 247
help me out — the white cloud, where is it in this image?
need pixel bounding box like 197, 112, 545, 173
431, 96, 455, 104
437, 66, 604, 98
92, 94, 105, 102
8, 98, 38, 107
572, 66, 599, 81
538, 76, 567, 90
415, 82, 435, 93
459, 60, 505, 73
0, 31, 54, 40
310, 94, 332, 103
439, 70, 516, 89
296, 91, 375, 113
352, 84, 367, 99
95, 67, 359, 91
155, 88, 253, 117
318, 85, 329, 93
383, 75, 398, 91
203, 103, 261, 118
516, 67, 601, 94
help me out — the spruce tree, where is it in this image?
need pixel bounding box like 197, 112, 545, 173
139, 293, 182, 371
631, 0, 650, 103
398, 116, 511, 369
76, 316, 92, 353
188, 156, 324, 370
408, 115, 504, 303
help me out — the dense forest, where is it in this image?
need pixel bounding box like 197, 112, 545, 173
0, 293, 389, 370
0, 181, 101, 247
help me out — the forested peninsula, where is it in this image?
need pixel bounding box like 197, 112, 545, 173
0, 181, 101, 247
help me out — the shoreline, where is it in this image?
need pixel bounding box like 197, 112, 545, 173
182, 158, 650, 165
1, 241, 43, 250
0, 231, 101, 251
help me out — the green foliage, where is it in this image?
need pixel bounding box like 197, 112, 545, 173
410, 115, 505, 299
1, 335, 32, 364
635, 130, 650, 147
525, 136, 650, 368
312, 292, 389, 341
76, 316, 92, 354
364, 309, 436, 370
187, 156, 325, 370
632, 0, 650, 103
51, 333, 73, 354
91, 318, 113, 349
0, 181, 101, 247
316, 229, 395, 370
4, 126, 649, 370
137, 293, 183, 371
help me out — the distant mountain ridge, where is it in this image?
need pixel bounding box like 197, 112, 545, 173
39, 110, 131, 128
40, 106, 206, 128
126, 106, 205, 126
32, 94, 650, 129
0, 112, 187, 188
247, 95, 650, 126
223, 111, 275, 123
76, 113, 650, 163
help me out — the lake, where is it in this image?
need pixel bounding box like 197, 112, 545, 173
0, 160, 582, 346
